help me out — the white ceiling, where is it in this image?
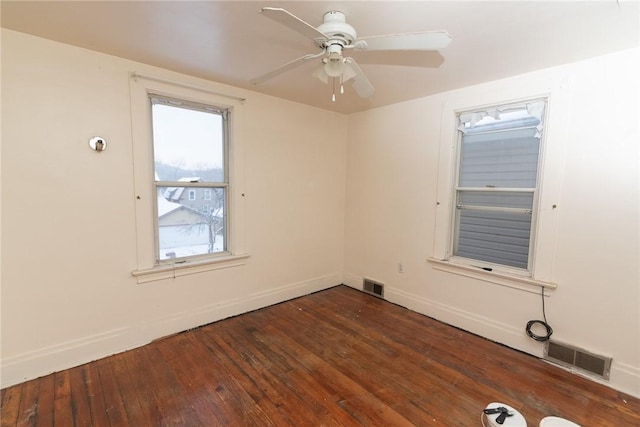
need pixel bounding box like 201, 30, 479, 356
2, 1, 638, 114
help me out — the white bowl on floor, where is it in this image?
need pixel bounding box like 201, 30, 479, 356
539, 416, 580, 427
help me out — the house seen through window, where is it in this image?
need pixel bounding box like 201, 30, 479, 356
151, 95, 228, 262
452, 100, 546, 271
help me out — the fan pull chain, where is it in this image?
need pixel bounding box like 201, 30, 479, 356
340, 73, 345, 94
332, 78, 336, 102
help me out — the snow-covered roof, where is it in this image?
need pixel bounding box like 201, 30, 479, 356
157, 195, 182, 217
157, 195, 210, 220
164, 186, 184, 202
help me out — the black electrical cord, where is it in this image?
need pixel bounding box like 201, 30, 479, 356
526, 287, 553, 342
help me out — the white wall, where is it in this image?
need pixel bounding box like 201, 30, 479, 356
0, 29, 347, 387
2, 28, 638, 398
343, 47, 640, 397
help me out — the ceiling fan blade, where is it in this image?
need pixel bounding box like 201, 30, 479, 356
353, 50, 445, 68
260, 7, 328, 43
358, 31, 452, 51
250, 52, 324, 85
345, 58, 374, 98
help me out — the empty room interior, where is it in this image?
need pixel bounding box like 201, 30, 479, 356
1, 1, 639, 426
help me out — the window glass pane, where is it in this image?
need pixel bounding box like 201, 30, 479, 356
157, 186, 225, 260
455, 209, 531, 269
458, 191, 534, 210
459, 121, 540, 188
151, 101, 224, 183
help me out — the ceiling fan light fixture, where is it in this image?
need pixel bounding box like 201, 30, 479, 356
312, 62, 329, 84
324, 58, 344, 77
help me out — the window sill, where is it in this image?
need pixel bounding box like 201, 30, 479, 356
132, 253, 250, 284
427, 257, 557, 293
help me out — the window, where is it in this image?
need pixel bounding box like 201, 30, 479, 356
151, 95, 228, 262
451, 100, 546, 272
204, 189, 212, 201
130, 73, 248, 283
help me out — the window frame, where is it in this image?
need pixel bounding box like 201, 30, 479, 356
129, 73, 248, 283
150, 94, 230, 264
449, 99, 547, 275
430, 82, 570, 292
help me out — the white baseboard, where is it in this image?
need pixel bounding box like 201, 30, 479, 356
610, 361, 640, 398
343, 273, 365, 289
386, 286, 543, 356
1, 273, 341, 388
342, 274, 640, 398
1, 327, 133, 389
344, 273, 530, 350
541, 358, 640, 399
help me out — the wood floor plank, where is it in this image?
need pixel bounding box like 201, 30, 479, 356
214, 315, 359, 426
31, 374, 55, 427
94, 358, 129, 426
15, 380, 39, 427
52, 371, 73, 426
140, 344, 203, 426
2, 285, 639, 426
68, 366, 94, 426
197, 326, 289, 426
106, 355, 146, 426
0, 384, 22, 427
170, 332, 243, 427
292, 290, 502, 426
253, 293, 490, 425
82, 361, 110, 426
240, 318, 415, 426
152, 335, 223, 426
122, 347, 170, 426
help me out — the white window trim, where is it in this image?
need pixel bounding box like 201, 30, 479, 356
427, 257, 557, 293
430, 75, 571, 291
132, 253, 250, 284
129, 73, 248, 283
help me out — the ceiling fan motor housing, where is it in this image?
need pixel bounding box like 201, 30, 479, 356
316, 11, 357, 48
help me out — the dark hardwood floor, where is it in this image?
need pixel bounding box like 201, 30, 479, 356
2, 285, 639, 426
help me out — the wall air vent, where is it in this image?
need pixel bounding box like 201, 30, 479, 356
544, 340, 612, 380
363, 278, 384, 298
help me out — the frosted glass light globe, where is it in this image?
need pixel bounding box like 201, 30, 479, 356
324, 59, 344, 77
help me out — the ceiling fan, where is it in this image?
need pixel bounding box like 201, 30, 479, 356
250, 7, 452, 102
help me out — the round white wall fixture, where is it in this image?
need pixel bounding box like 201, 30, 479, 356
89, 136, 107, 152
